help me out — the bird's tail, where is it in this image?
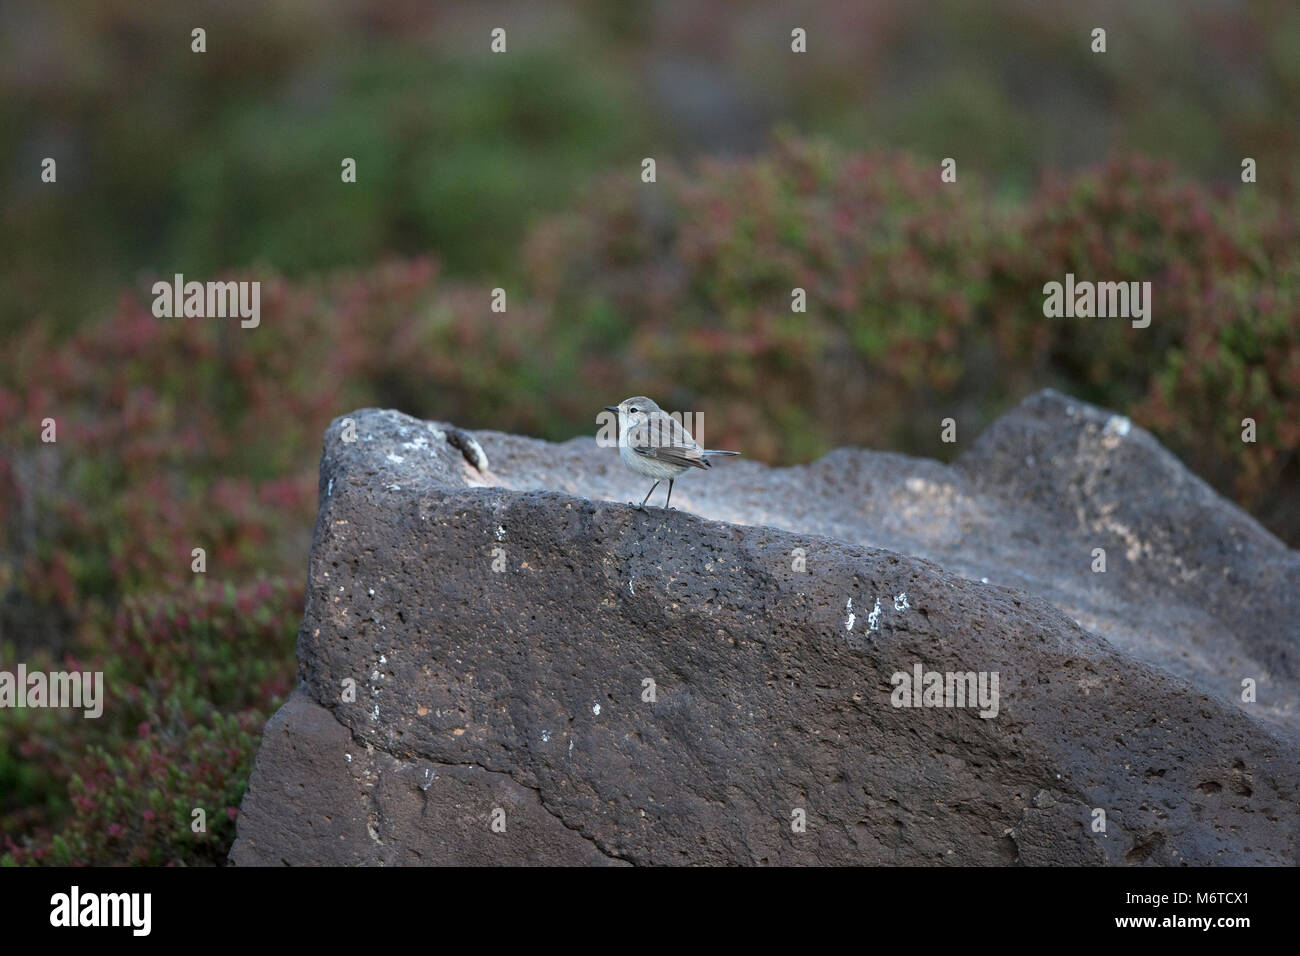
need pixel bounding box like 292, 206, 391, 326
698, 450, 739, 469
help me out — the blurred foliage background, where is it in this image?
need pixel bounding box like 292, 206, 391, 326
1, 0, 1297, 863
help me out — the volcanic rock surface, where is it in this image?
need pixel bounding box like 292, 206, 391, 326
230, 390, 1299, 866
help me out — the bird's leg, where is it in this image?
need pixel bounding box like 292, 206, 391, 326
664, 479, 674, 509
639, 481, 660, 509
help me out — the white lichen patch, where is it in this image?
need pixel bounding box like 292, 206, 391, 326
867, 598, 882, 632
495, 525, 506, 541
845, 598, 856, 632
1101, 415, 1132, 451
386, 453, 405, 464
592, 703, 601, 716
1104, 415, 1131, 437
894, 591, 910, 611
541, 730, 551, 743
1105, 518, 1148, 563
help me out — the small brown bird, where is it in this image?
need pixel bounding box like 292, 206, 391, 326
603, 396, 740, 508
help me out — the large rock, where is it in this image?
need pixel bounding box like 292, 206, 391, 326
229, 391, 1299, 865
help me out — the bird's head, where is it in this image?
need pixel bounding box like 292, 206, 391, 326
604, 396, 659, 429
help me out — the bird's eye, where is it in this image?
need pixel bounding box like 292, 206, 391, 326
630, 407, 639, 413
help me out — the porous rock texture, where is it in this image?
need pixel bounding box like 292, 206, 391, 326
230, 390, 1299, 866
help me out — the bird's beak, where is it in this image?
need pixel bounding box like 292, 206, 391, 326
603, 406, 619, 413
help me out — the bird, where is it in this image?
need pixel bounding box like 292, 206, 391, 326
603, 396, 740, 509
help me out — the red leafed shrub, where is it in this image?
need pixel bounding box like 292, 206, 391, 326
0, 259, 553, 864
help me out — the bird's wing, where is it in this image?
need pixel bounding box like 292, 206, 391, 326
628, 414, 710, 470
